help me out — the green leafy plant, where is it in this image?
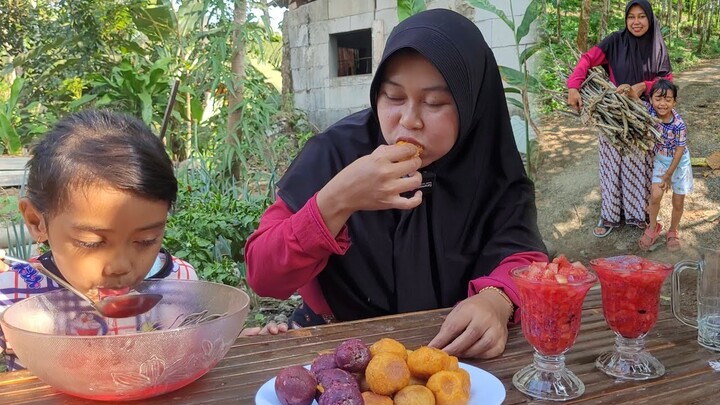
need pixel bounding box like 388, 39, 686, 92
73, 55, 172, 128
0, 77, 24, 155
468, 0, 543, 175
2, 178, 34, 260
163, 178, 271, 288
397, 0, 427, 21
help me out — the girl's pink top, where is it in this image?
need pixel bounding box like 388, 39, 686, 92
566, 46, 673, 96
245, 193, 548, 323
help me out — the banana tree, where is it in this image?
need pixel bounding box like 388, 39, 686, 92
397, 0, 427, 21
467, 0, 543, 176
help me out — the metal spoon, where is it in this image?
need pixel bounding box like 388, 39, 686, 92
0, 249, 162, 318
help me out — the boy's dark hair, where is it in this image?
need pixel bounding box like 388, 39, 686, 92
26, 109, 177, 216
649, 78, 678, 100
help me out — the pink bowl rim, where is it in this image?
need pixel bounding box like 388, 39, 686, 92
0, 279, 250, 338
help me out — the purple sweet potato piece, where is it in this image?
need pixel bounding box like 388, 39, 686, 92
318, 383, 363, 405
274, 365, 317, 405
311, 353, 337, 376
334, 338, 371, 373
316, 368, 359, 392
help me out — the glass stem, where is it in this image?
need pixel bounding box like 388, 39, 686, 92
533, 351, 566, 372
614, 335, 646, 353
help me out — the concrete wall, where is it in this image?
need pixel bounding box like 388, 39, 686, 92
286, 0, 537, 130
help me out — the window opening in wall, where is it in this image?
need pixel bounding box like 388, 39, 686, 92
330, 29, 372, 77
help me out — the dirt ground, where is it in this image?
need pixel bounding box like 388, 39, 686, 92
535, 58, 720, 307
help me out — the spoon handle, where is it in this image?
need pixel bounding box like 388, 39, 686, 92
0, 249, 98, 306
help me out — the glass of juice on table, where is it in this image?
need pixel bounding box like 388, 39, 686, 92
511, 256, 597, 401
591, 255, 672, 380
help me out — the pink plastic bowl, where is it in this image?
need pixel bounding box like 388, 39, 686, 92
0, 280, 249, 401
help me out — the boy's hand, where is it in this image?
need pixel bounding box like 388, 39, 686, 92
660, 174, 671, 191
239, 321, 289, 337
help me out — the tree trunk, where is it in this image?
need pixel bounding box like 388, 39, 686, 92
556, 0, 561, 41
280, 9, 293, 111
576, 0, 591, 52
696, 0, 705, 37
659, 0, 666, 25
677, 0, 683, 37
697, 1, 710, 53
227, 0, 247, 179
706, 1, 715, 44
599, 0, 610, 39
690, 0, 696, 35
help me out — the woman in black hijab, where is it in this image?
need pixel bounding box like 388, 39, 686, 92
567, 0, 672, 238
245, 9, 547, 358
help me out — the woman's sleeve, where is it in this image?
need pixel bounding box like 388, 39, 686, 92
468, 251, 548, 323
245, 194, 351, 300
567, 46, 608, 89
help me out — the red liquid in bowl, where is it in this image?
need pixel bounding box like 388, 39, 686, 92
591, 256, 672, 339
512, 258, 597, 356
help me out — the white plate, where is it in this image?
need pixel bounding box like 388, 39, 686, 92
255, 362, 505, 405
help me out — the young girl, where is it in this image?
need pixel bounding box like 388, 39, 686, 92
245, 9, 548, 359
0, 110, 197, 371
625, 79, 693, 251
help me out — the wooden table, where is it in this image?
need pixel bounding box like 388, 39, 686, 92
2, 287, 720, 404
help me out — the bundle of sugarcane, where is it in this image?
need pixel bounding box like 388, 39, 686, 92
574, 66, 662, 154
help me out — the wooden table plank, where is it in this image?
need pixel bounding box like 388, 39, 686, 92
2, 288, 720, 404
0, 171, 27, 187
0, 157, 30, 171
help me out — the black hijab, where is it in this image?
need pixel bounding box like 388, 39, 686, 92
598, 0, 672, 86
277, 9, 546, 321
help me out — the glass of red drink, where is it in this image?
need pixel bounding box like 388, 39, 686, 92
591, 255, 672, 380
511, 259, 597, 401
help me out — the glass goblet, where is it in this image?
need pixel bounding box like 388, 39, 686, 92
511, 265, 597, 401
591, 255, 672, 380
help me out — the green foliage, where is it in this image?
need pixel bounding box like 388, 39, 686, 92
0, 77, 24, 155
164, 178, 271, 287
0, 195, 20, 223
396, 0, 427, 22
75, 55, 173, 127
468, 0, 515, 30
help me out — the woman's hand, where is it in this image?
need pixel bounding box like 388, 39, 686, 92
616, 83, 641, 100
317, 143, 423, 236
567, 88, 582, 112
239, 321, 289, 336
427, 289, 513, 359
631, 82, 647, 97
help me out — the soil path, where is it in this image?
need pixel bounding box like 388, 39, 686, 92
535, 58, 720, 267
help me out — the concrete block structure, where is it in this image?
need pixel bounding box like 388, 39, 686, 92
285, 0, 537, 130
